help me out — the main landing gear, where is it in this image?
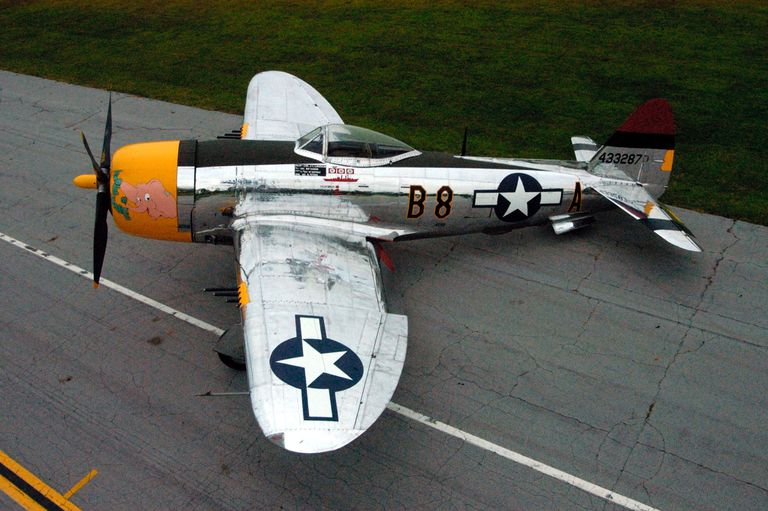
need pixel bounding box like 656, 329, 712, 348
215, 324, 246, 371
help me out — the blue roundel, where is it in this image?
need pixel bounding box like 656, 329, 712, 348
494, 173, 543, 222
270, 333, 363, 392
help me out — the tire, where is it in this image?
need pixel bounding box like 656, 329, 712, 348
218, 352, 246, 370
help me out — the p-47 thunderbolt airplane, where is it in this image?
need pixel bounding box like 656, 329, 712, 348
74, 71, 700, 453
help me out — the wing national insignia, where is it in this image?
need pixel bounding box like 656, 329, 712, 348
270, 315, 364, 422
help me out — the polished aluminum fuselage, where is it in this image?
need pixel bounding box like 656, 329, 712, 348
178, 140, 609, 244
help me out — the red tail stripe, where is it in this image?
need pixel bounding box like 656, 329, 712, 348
618, 98, 675, 135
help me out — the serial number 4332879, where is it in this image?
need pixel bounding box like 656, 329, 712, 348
598, 153, 650, 164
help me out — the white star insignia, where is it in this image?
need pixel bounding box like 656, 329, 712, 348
499, 176, 540, 217
277, 340, 352, 386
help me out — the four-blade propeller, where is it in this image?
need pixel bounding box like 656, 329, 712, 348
79, 94, 112, 288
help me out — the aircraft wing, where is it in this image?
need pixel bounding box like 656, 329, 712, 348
233, 217, 407, 453
590, 181, 702, 252
242, 71, 343, 141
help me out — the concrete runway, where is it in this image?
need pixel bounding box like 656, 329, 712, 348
1, 70, 766, 510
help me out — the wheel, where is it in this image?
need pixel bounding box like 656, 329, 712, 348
218, 352, 246, 370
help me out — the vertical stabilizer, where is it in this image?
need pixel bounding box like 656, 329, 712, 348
590, 99, 675, 197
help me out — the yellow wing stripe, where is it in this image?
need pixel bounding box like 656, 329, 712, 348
238, 281, 250, 307
644, 201, 655, 216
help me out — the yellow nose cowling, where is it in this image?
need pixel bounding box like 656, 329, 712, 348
110, 140, 191, 242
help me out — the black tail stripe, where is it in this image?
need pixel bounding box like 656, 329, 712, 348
605, 131, 674, 149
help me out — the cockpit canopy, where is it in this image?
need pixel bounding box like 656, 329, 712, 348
295, 124, 420, 167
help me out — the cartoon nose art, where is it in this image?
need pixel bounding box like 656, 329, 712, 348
120, 179, 177, 219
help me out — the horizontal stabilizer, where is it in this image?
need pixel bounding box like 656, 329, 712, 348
571, 136, 599, 162
591, 182, 701, 252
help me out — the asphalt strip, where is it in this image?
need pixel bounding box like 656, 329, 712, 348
0, 230, 661, 511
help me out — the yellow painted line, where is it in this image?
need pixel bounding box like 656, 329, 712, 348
63, 470, 97, 500
0, 475, 46, 511
0, 449, 84, 511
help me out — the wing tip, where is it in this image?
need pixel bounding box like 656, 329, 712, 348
264, 429, 366, 454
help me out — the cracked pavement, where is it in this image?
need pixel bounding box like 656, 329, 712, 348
2, 70, 767, 510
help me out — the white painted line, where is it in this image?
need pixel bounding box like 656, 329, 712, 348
0, 231, 225, 336
386, 402, 660, 511
1, 231, 660, 511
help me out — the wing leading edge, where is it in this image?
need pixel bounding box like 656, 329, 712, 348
234, 218, 407, 453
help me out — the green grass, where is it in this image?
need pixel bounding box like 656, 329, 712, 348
1, 0, 766, 224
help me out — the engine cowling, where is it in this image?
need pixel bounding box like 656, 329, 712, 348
110, 140, 191, 242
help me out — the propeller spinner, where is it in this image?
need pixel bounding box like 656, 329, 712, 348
74, 94, 112, 288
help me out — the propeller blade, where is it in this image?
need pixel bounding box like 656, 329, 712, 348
101, 92, 112, 171
81, 132, 100, 175
93, 191, 110, 287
